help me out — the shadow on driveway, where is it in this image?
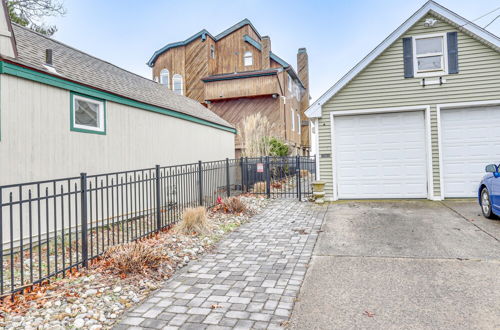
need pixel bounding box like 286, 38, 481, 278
290, 200, 500, 330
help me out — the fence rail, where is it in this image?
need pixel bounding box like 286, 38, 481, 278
0, 156, 315, 297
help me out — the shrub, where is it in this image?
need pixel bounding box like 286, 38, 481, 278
253, 181, 267, 193
269, 138, 289, 157
103, 242, 166, 274
176, 206, 211, 235
223, 196, 247, 214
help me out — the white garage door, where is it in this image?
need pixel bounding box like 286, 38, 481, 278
441, 106, 500, 198
335, 111, 428, 199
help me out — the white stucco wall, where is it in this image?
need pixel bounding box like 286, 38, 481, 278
0, 74, 235, 185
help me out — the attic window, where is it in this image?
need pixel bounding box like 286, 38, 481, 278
413, 33, 447, 76
210, 45, 215, 59
173, 74, 183, 95
243, 51, 253, 66
160, 69, 170, 88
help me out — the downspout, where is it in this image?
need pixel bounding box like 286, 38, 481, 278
275, 71, 288, 142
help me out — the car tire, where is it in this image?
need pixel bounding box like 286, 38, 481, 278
480, 187, 495, 219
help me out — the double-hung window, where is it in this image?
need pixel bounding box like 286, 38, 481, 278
290, 108, 295, 131
297, 113, 301, 135
173, 74, 183, 95
243, 51, 253, 66
71, 93, 106, 134
413, 33, 447, 76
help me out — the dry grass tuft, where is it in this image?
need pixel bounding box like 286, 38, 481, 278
175, 207, 211, 235
223, 197, 247, 214
300, 169, 310, 177
103, 242, 166, 274
253, 182, 267, 193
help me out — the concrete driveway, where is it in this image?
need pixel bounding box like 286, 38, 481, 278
290, 200, 500, 330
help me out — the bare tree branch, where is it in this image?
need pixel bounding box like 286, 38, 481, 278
7, 0, 66, 36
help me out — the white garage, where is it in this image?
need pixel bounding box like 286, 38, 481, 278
440, 105, 500, 198
334, 110, 430, 199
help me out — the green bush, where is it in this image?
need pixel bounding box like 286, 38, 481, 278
269, 138, 289, 157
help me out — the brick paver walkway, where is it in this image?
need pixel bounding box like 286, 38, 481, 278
115, 200, 326, 330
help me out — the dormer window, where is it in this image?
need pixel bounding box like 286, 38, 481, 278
243, 51, 253, 66
210, 45, 215, 59
160, 69, 170, 88
413, 33, 447, 76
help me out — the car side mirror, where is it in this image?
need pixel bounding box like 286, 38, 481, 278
486, 164, 498, 173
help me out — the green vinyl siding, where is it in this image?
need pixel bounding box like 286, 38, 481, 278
319, 14, 500, 198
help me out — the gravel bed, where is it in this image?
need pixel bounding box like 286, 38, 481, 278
0, 196, 268, 329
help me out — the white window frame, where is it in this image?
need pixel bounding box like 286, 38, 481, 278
243, 51, 253, 66
210, 45, 215, 59
412, 32, 448, 77
160, 69, 170, 88
172, 74, 183, 95
290, 108, 295, 131
288, 74, 292, 92
297, 113, 301, 135
72, 94, 105, 133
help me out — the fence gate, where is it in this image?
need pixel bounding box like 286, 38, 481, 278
241, 156, 316, 199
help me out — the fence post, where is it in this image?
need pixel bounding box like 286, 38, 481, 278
245, 157, 249, 193
80, 173, 89, 268
239, 157, 244, 193
296, 156, 302, 200
265, 156, 271, 198
155, 165, 161, 231
226, 158, 231, 198
198, 161, 203, 206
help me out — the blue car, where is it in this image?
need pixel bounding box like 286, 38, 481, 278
478, 164, 500, 219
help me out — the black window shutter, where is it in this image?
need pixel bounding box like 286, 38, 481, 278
402, 37, 413, 78
447, 32, 459, 74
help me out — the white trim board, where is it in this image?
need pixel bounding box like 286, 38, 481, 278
305, 0, 500, 119
329, 105, 434, 201
436, 99, 500, 200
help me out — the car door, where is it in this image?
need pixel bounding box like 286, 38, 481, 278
491, 164, 500, 211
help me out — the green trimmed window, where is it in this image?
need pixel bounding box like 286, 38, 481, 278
70, 92, 106, 134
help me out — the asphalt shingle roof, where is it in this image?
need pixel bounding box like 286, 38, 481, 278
8, 24, 233, 129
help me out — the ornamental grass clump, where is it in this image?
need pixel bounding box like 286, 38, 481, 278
176, 206, 211, 235
223, 196, 247, 214
253, 181, 267, 193
103, 241, 166, 274
300, 169, 310, 177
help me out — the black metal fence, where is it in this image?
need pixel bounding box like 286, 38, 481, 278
0, 156, 315, 297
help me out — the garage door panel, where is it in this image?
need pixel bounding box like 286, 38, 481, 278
335, 111, 428, 199
441, 106, 500, 198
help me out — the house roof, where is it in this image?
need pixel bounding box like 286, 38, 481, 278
147, 18, 262, 67
242, 34, 305, 89
6, 23, 233, 130
305, 0, 500, 118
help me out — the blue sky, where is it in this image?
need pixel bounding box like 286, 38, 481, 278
46, 0, 500, 101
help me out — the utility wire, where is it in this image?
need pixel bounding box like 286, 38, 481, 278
461, 6, 500, 27
484, 14, 500, 28
472, 6, 500, 22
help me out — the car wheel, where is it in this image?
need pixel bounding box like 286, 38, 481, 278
481, 188, 495, 219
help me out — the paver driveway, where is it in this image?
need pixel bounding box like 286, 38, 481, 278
290, 200, 500, 330
114, 200, 326, 329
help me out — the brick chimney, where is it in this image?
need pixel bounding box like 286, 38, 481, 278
297, 48, 309, 150
261, 36, 271, 70
297, 48, 309, 110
